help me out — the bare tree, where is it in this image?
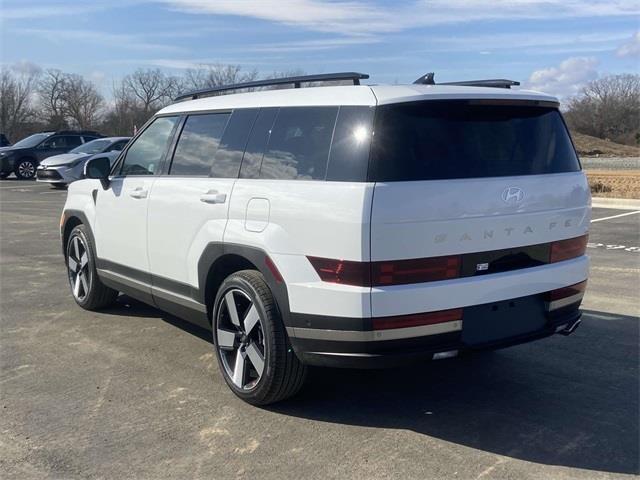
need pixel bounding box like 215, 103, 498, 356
565, 74, 640, 145
61, 73, 104, 129
38, 69, 69, 130
0, 67, 40, 140
182, 63, 258, 92
123, 69, 178, 113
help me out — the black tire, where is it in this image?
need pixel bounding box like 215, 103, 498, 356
51, 183, 67, 189
212, 270, 306, 405
14, 158, 37, 180
66, 224, 118, 310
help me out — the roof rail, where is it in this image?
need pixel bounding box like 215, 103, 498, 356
413, 73, 520, 89
54, 129, 103, 136
174, 71, 370, 101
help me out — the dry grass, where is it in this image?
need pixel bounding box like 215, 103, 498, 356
572, 133, 640, 157
586, 170, 640, 199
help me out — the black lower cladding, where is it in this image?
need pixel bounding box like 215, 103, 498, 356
290, 293, 582, 368
37, 169, 63, 180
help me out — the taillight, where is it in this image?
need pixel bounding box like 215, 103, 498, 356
550, 235, 588, 263
545, 280, 587, 310
306, 257, 371, 287
307, 255, 461, 287
371, 256, 460, 286
372, 308, 463, 330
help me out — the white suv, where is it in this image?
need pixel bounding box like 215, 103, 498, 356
61, 72, 590, 405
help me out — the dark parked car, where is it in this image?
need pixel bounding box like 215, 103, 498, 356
0, 130, 102, 180
0, 134, 10, 147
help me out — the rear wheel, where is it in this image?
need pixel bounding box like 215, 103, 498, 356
14, 158, 36, 180
66, 225, 118, 310
213, 270, 306, 405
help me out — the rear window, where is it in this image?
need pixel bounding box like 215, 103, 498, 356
369, 101, 580, 182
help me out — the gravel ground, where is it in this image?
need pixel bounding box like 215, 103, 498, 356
580, 157, 640, 170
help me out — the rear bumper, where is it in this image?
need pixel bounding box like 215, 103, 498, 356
288, 294, 583, 368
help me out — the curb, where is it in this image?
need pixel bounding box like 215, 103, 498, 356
592, 197, 640, 210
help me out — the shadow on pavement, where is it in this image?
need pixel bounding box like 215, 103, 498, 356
104, 298, 639, 475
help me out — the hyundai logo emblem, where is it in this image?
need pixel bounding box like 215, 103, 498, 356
502, 187, 524, 204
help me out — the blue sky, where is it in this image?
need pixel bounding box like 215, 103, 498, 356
1, 0, 638, 99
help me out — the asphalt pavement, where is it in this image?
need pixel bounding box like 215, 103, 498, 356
1, 180, 638, 479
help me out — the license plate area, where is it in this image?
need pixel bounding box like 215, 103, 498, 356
461, 294, 547, 345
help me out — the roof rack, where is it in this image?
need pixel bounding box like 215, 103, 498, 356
174, 72, 369, 101
413, 72, 520, 89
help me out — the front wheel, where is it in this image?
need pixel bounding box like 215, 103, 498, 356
66, 225, 118, 310
213, 270, 306, 405
14, 158, 37, 180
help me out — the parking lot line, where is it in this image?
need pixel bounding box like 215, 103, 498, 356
591, 210, 640, 223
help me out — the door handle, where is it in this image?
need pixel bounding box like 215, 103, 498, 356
129, 188, 148, 199
200, 190, 227, 204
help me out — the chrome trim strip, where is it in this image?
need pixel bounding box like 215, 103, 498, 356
97, 268, 206, 313
287, 320, 462, 342
547, 292, 584, 311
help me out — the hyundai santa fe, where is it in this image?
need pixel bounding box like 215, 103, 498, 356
60, 72, 590, 405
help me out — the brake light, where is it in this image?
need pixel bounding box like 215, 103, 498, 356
371, 256, 460, 286
372, 308, 463, 330
550, 235, 588, 263
306, 257, 371, 287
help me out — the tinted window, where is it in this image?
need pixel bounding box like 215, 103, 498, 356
108, 140, 128, 152
211, 109, 258, 178
63, 136, 83, 147
240, 108, 278, 179
369, 101, 580, 182
170, 114, 229, 176
261, 107, 338, 180
121, 116, 178, 176
42, 136, 69, 149
69, 139, 111, 154
13, 133, 52, 148
326, 106, 374, 182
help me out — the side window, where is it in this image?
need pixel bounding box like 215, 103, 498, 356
170, 113, 229, 176
121, 116, 178, 176
42, 136, 67, 149
65, 136, 83, 148
240, 108, 278, 179
260, 107, 338, 180
211, 108, 258, 178
326, 106, 375, 182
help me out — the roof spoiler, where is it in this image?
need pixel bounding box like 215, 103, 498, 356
414, 72, 520, 89
174, 72, 370, 101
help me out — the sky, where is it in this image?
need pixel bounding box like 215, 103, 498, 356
1, 0, 639, 99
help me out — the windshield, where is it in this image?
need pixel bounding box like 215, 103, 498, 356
69, 139, 111, 154
12, 133, 53, 148
369, 101, 580, 182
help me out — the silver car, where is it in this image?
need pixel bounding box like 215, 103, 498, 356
36, 137, 130, 188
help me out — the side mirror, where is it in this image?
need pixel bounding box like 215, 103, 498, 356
84, 156, 111, 189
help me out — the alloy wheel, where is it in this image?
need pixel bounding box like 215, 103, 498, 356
216, 288, 266, 390
17, 161, 35, 179
67, 236, 91, 302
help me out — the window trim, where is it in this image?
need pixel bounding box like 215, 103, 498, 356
111, 114, 181, 178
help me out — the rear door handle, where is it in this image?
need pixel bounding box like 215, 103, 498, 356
200, 190, 227, 204
129, 188, 148, 199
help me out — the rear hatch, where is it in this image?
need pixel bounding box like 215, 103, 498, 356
368, 99, 590, 316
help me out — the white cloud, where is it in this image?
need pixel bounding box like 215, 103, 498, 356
526, 56, 599, 98
616, 32, 640, 58
9, 60, 43, 76
161, 0, 640, 35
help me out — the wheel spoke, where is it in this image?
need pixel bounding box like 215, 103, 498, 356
231, 349, 246, 387
217, 328, 236, 350
80, 252, 88, 269
79, 273, 89, 296
243, 305, 259, 334
68, 256, 78, 271
245, 342, 264, 377
73, 274, 81, 297
225, 291, 241, 327
73, 237, 80, 261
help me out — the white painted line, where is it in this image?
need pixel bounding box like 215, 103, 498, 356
591, 210, 640, 223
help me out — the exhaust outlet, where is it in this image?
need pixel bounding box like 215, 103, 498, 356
557, 317, 582, 336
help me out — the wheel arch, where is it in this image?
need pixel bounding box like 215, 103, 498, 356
61, 210, 95, 260
198, 243, 291, 327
